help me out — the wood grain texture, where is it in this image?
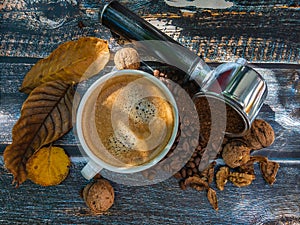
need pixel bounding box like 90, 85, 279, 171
0, 0, 299, 63
0, 0, 299, 224
1, 62, 299, 160
0, 159, 299, 224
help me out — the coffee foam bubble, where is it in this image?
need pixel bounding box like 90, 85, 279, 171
130, 98, 156, 125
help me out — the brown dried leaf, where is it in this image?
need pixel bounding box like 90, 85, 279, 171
26, 146, 71, 186
229, 172, 255, 188
4, 80, 74, 186
20, 37, 110, 94
260, 160, 280, 185
207, 188, 218, 211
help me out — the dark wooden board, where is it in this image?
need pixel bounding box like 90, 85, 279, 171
1, 0, 299, 63
0, 160, 299, 225
0, 0, 299, 224
1, 62, 299, 160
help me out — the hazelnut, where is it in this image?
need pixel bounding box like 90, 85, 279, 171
242, 119, 275, 150
83, 179, 114, 213
222, 140, 251, 168
114, 47, 140, 70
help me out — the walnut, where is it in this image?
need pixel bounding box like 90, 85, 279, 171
260, 160, 280, 185
114, 47, 140, 70
229, 172, 255, 187
207, 188, 218, 211
216, 166, 230, 191
242, 119, 275, 150
222, 140, 251, 168
184, 176, 218, 210
82, 179, 114, 213
184, 176, 209, 190
199, 161, 216, 184
238, 160, 255, 175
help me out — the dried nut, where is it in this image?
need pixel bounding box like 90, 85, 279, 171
114, 47, 140, 70
190, 183, 206, 192
179, 180, 187, 190
228, 172, 255, 187
238, 161, 255, 175
260, 160, 280, 185
82, 182, 94, 200
243, 119, 275, 150
207, 188, 218, 211
216, 166, 230, 191
83, 179, 114, 213
222, 140, 251, 168
200, 161, 216, 184
184, 176, 209, 190
247, 155, 268, 164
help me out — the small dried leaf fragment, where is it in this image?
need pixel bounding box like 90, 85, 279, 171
20, 37, 110, 93
216, 166, 230, 191
4, 80, 74, 186
229, 172, 255, 187
26, 146, 71, 186
260, 160, 280, 185
207, 188, 218, 211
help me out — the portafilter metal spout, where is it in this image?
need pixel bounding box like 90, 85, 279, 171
100, 0, 268, 136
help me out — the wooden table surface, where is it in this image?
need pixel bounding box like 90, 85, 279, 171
1, 0, 299, 224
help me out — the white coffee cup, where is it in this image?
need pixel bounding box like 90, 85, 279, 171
76, 69, 179, 180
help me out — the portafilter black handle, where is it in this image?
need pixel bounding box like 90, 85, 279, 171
100, 0, 211, 84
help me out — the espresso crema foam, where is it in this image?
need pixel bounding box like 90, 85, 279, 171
94, 74, 175, 166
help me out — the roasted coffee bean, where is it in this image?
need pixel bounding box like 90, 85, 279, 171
192, 167, 198, 174
183, 141, 190, 152
173, 172, 182, 179
194, 157, 201, 166
187, 168, 193, 176
181, 168, 187, 178
163, 163, 170, 172
190, 138, 199, 148
187, 161, 196, 169
179, 180, 187, 190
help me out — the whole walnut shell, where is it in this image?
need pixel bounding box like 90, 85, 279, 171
243, 119, 275, 150
222, 140, 251, 168
114, 47, 140, 70
83, 179, 114, 213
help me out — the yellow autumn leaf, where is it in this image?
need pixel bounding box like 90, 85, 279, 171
26, 146, 71, 186
4, 80, 74, 186
20, 37, 110, 94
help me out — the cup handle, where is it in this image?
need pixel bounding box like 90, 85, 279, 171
81, 160, 103, 180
